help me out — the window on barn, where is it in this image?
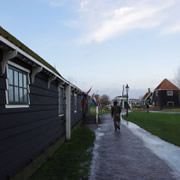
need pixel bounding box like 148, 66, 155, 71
167, 90, 173, 96
155, 91, 158, 97
74, 94, 77, 113
6, 63, 30, 107
59, 87, 65, 116
167, 101, 174, 107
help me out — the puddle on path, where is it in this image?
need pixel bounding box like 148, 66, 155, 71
122, 120, 180, 179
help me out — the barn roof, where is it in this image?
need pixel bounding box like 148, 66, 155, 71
155, 78, 179, 91
141, 92, 151, 101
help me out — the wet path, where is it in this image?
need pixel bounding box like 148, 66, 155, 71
87, 114, 179, 180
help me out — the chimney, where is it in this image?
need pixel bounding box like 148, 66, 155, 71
148, 88, 150, 93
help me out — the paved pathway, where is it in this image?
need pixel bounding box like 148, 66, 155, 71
87, 114, 179, 180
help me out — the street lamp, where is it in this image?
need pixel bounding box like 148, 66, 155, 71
125, 84, 129, 117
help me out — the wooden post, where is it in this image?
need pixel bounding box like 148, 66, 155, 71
96, 106, 98, 123
65, 84, 71, 140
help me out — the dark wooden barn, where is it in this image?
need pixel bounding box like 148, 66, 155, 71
152, 78, 180, 108
0, 27, 86, 180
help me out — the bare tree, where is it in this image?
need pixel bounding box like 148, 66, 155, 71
175, 66, 180, 88
100, 94, 110, 106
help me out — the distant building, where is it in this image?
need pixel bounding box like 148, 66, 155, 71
113, 96, 131, 109
152, 79, 180, 108
141, 88, 153, 106
130, 98, 141, 108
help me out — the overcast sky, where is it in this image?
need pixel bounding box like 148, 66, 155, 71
1, 0, 180, 99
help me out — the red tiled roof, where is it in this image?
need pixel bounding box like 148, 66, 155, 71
155, 79, 179, 90
141, 92, 151, 101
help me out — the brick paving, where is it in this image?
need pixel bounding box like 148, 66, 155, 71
87, 114, 177, 180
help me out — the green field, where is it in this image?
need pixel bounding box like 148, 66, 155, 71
122, 111, 180, 147
29, 127, 95, 180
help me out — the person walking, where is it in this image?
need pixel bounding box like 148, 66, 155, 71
111, 100, 121, 131
146, 103, 149, 113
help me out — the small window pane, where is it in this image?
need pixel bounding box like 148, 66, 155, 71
167, 91, 173, 96
24, 89, 28, 103
15, 87, 19, 102
8, 68, 13, 85
19, 88, 23, 102
9, 86, 14, 102
23, 74, 27, 88
19, 73, 23, 87
14, 71, 18, 86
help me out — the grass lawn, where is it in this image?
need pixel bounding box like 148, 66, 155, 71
162, 108, 180, 112
29, 127, 95, 180
90, 106, 110, 115
122, 111, 180, 147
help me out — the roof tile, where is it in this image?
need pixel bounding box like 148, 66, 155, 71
155, 78, 179, 90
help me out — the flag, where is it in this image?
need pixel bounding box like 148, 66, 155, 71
92, 94, 98, 106
86, 87, 92, 94
82, 87, 92, 108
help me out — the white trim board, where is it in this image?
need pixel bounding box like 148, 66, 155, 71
8, 61, 30, 73
0, 35, 82, 93
5, 105, 29, 108
0, 36, 69, 84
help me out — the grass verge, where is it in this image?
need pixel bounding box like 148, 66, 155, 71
90, 106, 110, 115
29, 127, 95, 180
162, 108, 180, 112
122, 111, 180, 147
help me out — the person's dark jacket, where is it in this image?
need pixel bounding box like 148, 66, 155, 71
111, 105, 121, 121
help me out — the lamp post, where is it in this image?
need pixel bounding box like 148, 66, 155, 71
125, 84, 129, 117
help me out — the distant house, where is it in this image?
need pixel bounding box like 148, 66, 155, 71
113, 96, 131, 109
141, 88, 153, 106
152, 79, 180, 108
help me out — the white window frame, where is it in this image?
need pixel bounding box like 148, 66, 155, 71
5, 61, 30, 108
167, 90, 173, 96
58, 85, 65, 117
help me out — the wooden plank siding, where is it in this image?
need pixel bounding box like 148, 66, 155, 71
152, 90, 180, 108
71, 94, 83, 128
0, 32, 84, 179
0, 58, 67, 179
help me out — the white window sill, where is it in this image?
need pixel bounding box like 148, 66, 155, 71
5, 104, 29, 108
59, 114, 64, 117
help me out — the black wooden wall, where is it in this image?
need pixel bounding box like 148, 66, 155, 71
71, 94, 83, 127
0, 55, 83, 180
152, 90, 180, 108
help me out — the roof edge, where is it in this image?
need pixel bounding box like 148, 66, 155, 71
0, 26, 60, 76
